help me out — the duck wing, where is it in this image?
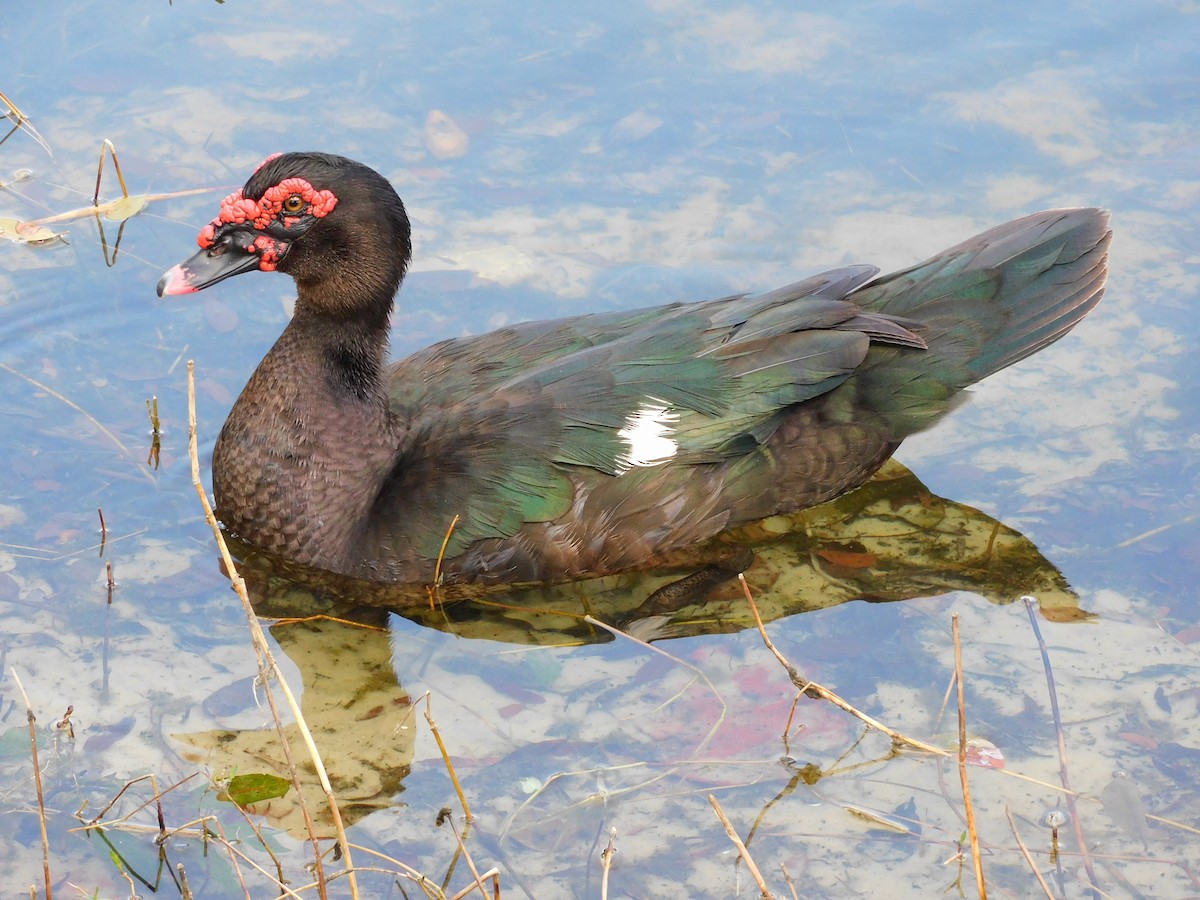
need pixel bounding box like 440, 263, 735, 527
373, 266, 921, 562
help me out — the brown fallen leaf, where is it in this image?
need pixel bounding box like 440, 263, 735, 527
1038, 606, 1098, 623
815, 546, 877, 569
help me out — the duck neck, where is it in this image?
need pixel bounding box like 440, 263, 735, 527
291, 298, 392, 403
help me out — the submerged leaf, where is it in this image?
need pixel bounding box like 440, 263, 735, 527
219, 772, 291, 807
1039, 606, 1098, 623
815, 545, 878, 569
965, 737, 1006, 769
852, 796, 921, 835
1100, 771, 1150, 844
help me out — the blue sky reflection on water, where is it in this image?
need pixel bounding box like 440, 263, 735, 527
1, 1, 1198, 896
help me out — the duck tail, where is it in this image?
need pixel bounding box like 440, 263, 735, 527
841, 208, 1112, 436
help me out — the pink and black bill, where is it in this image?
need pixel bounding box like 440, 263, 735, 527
156, 153, 339, 297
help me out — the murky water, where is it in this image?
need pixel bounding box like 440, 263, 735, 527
2, 2, 1197, 897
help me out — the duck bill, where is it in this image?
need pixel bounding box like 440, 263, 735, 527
156, 247, 263, 297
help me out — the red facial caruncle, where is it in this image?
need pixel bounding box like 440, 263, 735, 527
196, 156, 339, 273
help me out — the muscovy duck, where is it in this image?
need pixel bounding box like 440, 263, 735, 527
157, 152, 1111, 585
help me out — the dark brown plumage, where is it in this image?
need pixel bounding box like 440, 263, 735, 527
158, 152, 1111, 585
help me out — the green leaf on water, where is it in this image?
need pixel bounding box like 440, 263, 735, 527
218, 772, 291, 808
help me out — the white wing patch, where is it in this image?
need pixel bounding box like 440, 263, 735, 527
616, 398, 680, 474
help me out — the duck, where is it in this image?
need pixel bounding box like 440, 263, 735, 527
157, 152, 1111, 586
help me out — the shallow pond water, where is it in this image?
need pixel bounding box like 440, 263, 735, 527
2, 2, 1198, 897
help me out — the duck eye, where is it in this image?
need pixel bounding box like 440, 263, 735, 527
283, 194, 305, 213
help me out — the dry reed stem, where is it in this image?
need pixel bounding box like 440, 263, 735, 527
442, 806, 489, 897
187, 361, 358, 899
1022, 596, 1100, 898
115, 866, 136, 895
1118, 513, 1197, 549
780, 862, 800, 900
76, 772, 195, 828
952, 614, 987, 899
1146, 811, 1200, 837
446, 868, 500, 900
307, 865, 491, 898
83, 812, 304, 899
177, 863, 193, 900
25, 188, 212, 227
737, 575, 949, 757
429, 513, 460, 609
0, 89, 51, 155
1005, 805, 1055, 898
11, 669, 51, 900
708, 793, 774, 899
423, 693, 474, 823
203, 816, 295, 899
93, 139, 130, 204
343, 841, 454, 894
600, 827, 617, 900
226, 791, 287, 886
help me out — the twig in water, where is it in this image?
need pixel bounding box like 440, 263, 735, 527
1005, 805, 1055, 899
146, 396, 160, 433
952, 613, 987, 900
708, 793, 774, 899
737, 575, 949, 757
115, 865, 136, 896
93, 139, 132, 205
445, 868, 500, 900
219, 782, 288, 885
11, 669, 52, 899
1118, 514, 1197, 549
97, 507, 108, 552
54, 706, 74, 741
0, 90, 52, 155
428, 513, 460, 609
1022, 595, 1101, 898
437, 806, 490, 898
424, 693, 473, 822
146, 396, 161, 469
780, 863, 800, 900
76, 773, 193, 828
600, 827, 617, 900
177, 862, 193, 900
105, 560, 114, 605
187, 360, 358, 899
91, 140, 141, 267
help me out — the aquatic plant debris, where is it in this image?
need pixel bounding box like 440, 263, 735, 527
1, 139, 212, 253
0, 216, 63, 244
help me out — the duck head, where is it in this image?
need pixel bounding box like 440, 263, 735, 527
157, 152, 412, 320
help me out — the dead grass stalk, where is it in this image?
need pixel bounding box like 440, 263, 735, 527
708, 793, 774, 899
187, 360, 358, 899
952, 613, 987, 899
737, 574, 950, 757
10, 669, 52, 899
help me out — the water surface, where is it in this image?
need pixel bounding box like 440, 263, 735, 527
1, 2, 1197, 896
